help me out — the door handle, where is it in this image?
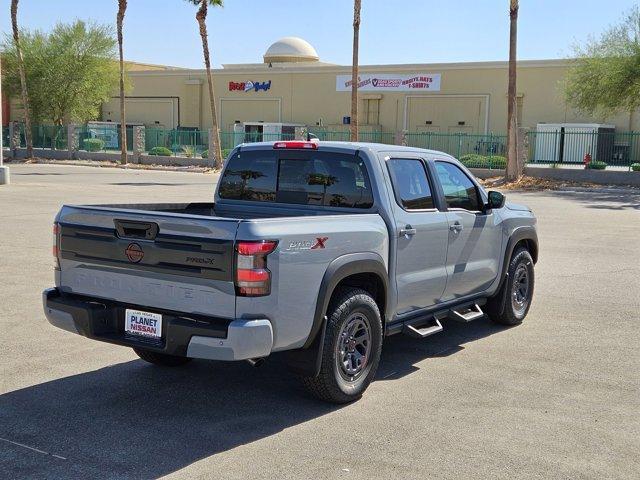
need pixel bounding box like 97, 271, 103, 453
449, 222, 463, 233
400, 225, 417, 237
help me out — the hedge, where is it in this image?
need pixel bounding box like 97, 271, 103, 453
459, 154, 507, 169
83, 138, 105, 152
586, 160, 607, 170
148, 146, 173, 156
631, 163, 640, 172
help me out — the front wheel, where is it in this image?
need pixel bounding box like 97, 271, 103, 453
486, 247, 535, 325
133, 347, 193, 367
302, 288, 383, 404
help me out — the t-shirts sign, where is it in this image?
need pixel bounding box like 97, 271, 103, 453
336, 73, 441, 92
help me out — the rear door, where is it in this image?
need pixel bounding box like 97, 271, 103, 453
386, 157, 449, 315
432, 160, 502, 299
57, 207, 239, 318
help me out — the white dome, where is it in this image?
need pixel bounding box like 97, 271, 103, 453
264, 37, 319, 63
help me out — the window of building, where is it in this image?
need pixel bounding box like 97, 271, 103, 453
363, 98, 380, 125
387, 159, 434, 210
434, 161, 481, 211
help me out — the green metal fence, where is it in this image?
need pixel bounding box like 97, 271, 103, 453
527, 130, 640, 168
6, 124, 640, 170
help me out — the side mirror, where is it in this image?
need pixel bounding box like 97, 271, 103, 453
486, 190, 505, 210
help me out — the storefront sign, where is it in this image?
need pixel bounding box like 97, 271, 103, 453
336, 73, 441, 92
229, 80, 272, 92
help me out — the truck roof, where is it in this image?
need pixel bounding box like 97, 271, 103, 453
236, 140, 453, 158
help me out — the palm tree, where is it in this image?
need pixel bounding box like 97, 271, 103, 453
117, 0, 127, 164
10, 0, 33, 158
350, 0, 362, 142
505, 0, 519, 181
188, 0, 223, 169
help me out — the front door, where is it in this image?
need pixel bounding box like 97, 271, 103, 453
387, 157, 449, 315
433, 160, 503, 300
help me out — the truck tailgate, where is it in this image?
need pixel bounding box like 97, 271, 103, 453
56, 206, 239, 318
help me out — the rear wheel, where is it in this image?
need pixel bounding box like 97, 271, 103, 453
302, 288, 383, 404
133, 347, 193, 367
487, 247, 535, 326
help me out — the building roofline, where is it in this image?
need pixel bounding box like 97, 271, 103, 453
126, 58, 572, 76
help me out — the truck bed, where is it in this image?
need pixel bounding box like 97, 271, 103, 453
90, 202, 366, 220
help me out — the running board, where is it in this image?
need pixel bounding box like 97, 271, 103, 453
403, 318, 444, 338
449, 303, 485, 322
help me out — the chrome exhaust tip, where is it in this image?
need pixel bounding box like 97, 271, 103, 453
246, 358, 265, 368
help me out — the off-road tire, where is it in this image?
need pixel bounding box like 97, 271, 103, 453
486, 247, 535, 326
133, 347, 193, 367
302, 287, 383, 404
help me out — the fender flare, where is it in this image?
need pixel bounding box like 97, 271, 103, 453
284, 252, 389, 377
496, 225, 538, 294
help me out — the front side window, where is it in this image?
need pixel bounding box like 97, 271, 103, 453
435, 161, 481, 211
219, 151, 373, 209
387, 159, 434, 210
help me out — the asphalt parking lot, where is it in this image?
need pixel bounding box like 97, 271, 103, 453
0, 164, 638, 479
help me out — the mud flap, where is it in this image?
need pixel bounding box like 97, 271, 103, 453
283, 316, 328, 377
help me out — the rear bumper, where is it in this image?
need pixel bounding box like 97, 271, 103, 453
43, 288, 273, 361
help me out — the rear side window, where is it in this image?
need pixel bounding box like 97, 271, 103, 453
387, 159, 434, 210
219, 150, 374, 209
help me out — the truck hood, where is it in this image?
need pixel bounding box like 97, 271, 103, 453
505, 202, 532, 212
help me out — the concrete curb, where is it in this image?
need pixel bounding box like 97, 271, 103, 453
0, 166, 10, 185
524, 166, 640, 187
8, 148, 211, 167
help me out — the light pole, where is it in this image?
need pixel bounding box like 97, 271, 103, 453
0, 54, 10, 185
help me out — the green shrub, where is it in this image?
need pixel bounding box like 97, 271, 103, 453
148, 146, 173, 156
587, 160, 607, 170
459, 154, 506, 169
83, 138, 105, 152
201, 148, 231, 160
631, 163, 640, 172
182, 145, 195, 158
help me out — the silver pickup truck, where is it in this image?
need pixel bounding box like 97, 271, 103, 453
44, 141, 537, 403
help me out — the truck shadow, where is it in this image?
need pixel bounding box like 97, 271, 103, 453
0, 318, 504, 478
376, 317, 505, 380
521, 188, 640, 211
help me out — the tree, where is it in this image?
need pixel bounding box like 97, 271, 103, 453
117, 0, 128, 164
10, 0, 33, 157
350, 0, 361, 142
187, 0, 223, 169
505, 0, 519, 181
564, 6, 640, 129
2, 21, 120, 128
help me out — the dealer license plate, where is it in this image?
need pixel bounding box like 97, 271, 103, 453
125, 309, 162, 339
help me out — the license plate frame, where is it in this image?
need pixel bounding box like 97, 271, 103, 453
125, 309, 163, 339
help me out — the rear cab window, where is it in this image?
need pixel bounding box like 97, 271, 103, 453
387, 158, 435, 210
218, 150, 374, 209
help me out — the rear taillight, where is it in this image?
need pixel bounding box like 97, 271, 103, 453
235, 240, 277, 297
53, 223, 61, 270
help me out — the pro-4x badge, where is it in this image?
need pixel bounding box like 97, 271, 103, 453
311, 237, 328, 249
285, 237, 329, 251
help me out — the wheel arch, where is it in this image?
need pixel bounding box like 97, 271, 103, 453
283, 252, 389, 377
497, 226, 538, 292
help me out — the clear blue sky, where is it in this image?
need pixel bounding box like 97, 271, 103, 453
1, 0, 638, 68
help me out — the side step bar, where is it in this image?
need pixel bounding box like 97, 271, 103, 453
449, 303, 485, 322
392, 299, 488, 338
404, 318, 443, 339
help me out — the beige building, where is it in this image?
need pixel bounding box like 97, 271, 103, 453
97, 36, 634, 136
